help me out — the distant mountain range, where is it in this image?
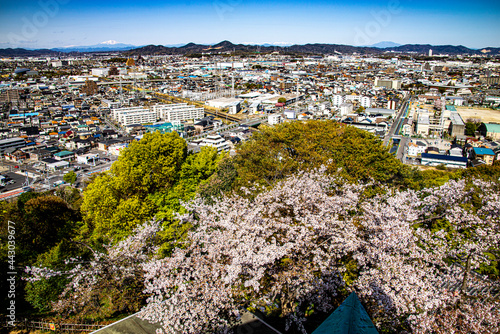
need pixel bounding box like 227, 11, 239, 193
1, 40, 500, 57
124, 41, 500, 56
52, 40, 138, 52
367, 41, 401, 48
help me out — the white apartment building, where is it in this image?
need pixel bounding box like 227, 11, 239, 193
344, 95, 359, 103
335, 95, 371, 108
268, 114, 282, 125
152, 104, 204, 122
416, 113, 430, 136
331, 94, 345, 107
92, 68, 109, 77
340, 103, 354, 116
112, 107, 156, 126
360, 96, 372, 108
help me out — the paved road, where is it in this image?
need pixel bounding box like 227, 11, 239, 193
397, 137, 410, 162
383, 96, 410, 147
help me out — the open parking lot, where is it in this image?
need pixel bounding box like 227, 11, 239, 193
0, 172, 34, 193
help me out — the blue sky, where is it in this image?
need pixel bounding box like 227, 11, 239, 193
0, 0, 499, 49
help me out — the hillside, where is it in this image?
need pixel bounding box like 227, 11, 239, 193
0, 48, 62, 57
1, 123, 500, 334
2, 41, 500, 57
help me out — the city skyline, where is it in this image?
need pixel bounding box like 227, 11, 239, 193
0, 0, 499, 49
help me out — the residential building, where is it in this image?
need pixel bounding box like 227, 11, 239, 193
375, 78, 401, 90
200, 135, 230, 152
112, 107, 157, 126
0, 137, 26, 153
268, 114, 282, 125
340, 103, 354, 116
331, 94, 345, 107
471, 147, 495, 165
360, 96, 372, 108
152, 104, 204, 122
421, 153, 468, 168
449, 145, 463, 157
407, 141, 427, 157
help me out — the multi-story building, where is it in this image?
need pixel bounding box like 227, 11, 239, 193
375, 78, 401, 90
331, 94, 345, 107
200, 135, 230, 152
112, 107, 156, 126
360, 96, 372, 108
92, 68, 109, 77
152, 104, 204, 122
416, 112, 430, 136
448, 112, 465, 137
268, 114, 282, 125
0, 137, 26, 153
471, 147, 495, 165
340, 103, 354, 116
0, 89, 21, 103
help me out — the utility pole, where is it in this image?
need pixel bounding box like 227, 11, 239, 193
119, 76, 123, 107
231, 62, 235, 98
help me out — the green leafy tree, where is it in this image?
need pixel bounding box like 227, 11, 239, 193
234, 120, 412, 189
277, 97, 287, 104
150, 146, 225, 254
199, 157, 238, 202
464, 121, 480, 137
21, 196, 80, 257
111, 131, 187, 197
81, 133, 226, 243
63, 171, 77, 185
81, 131, 187, 241
0, 194, 80, 313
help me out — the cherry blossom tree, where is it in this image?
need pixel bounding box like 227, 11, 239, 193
26, 169, 500, 333
139, 170, 500, 333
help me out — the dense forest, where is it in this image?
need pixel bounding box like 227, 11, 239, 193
1, 120, 499, 333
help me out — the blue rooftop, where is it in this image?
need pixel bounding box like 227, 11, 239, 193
473, 147, 495, 156
312, 292, 378, 334
54, 150, 74, 157
145, 122, 174, 128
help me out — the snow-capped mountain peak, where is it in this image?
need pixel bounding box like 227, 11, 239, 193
100, 40, 119, 45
